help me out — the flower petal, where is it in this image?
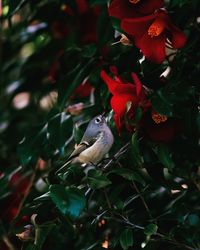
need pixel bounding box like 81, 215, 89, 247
108, 0, 138, 19
101, 70, 119, 94
135, 32, 166, 64
131, 73, 142, 96
109, 0, 164, 19
111, 95, 136, 117
101, 70, 135, 95
121, 14, 156, 38
170, 24, 187, 48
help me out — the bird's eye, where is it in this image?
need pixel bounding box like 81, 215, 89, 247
95, 117, 102, 124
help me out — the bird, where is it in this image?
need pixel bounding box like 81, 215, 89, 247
56, 114, 114, 173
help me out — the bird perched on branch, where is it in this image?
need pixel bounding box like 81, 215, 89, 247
56, 114, 114, 173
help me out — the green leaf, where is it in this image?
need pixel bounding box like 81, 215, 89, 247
97, 7, 114, 45
8, 0, 27, 15
131, 132, 143, 166
110, 17, 122, 33
82, 44, 97, 58
34, 222, 56, 250
134, 107, 143, 123
151, 90, 173, 116
57, 58, 96, 109
157, 144, 174, 170
120, 229, 134, 250
187, 214, 200, 226
144, 224, 158, 236
86, 169, 111, 189
47, 113, 73, 155
18, 125, 47, 165
109, 168, 145, 186
49, 185, 86, 218
0, 175, 9, 199
34, 192, 50, 202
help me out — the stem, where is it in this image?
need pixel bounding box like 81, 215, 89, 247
103, 188, 112, 209
2, 235, 16, 250
15, 172, 36, 218
103, 142, 130, 170
15, 164, 39, 219
131, 181, 152, 218
108, 214, 198, 250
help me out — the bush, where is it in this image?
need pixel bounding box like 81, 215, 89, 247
0, 0, 200, 249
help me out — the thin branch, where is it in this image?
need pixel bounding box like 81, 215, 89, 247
106, 214, 198, 250
2, 235, 16, 250
103, 188, 112, 209
131, 181, 152, 219
15, 164, 39, 218
103, 142, 130, 170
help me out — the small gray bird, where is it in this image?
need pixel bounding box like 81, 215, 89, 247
56, 114, 114, 173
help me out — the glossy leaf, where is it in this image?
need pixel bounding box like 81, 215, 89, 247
17, 125, 47, 165
157, 144, 174, 170
49, 185, 86, 218
131, 132, 143, 166
151, 90, 173, 116
86, 169, 112, 189
34, 223, 56, 250
109, 168, 145, 185
120, 229, 134, 250
144, 224, 158, 236
47, 113, 73, 155
8, 0, 27, 15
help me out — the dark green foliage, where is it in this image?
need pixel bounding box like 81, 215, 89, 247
0, 0, 200, 250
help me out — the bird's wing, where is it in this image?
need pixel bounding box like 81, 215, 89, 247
56, 141, 93, 174
67, 141, 90, 161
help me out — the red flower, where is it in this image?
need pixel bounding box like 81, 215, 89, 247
143, 111, 180, 143
101, 68, 149, 133
72, 80, 94, 99
109, 0, 164, 20
121, 10, 187, 63
51, 21, 69, 39
78, 6, 100, 44
0, 172, 30, 222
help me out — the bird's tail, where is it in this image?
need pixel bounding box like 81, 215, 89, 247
55, 160, 71, 175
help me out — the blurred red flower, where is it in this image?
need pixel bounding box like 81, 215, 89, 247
109, 0, 163, 19
101, 67, 149, 133
77, 5, 100, 44
143, 111, 180, 143
51, 21, 69, 39
72, 80, 94, 99
0, 172, 30, 222
121, 10, 187, 63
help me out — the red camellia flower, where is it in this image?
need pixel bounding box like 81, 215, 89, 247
109, 0, 164, 20
101, 67, 149, 133
143, 110, 180, 143
121, 10, 187, 63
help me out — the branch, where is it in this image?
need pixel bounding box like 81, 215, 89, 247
103, 142, 130, 170
14, 163, 39, 218
106, 214, 198, 250
131, 181, 152, 219
2, 235, 16, 250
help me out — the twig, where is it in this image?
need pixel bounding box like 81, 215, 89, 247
103, 142, 130, 170
131, 181, 152, 219
15, 164, 39, 218
106, 214, 198, 250
103, 188, 112, 209
2, 235, 16, 250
